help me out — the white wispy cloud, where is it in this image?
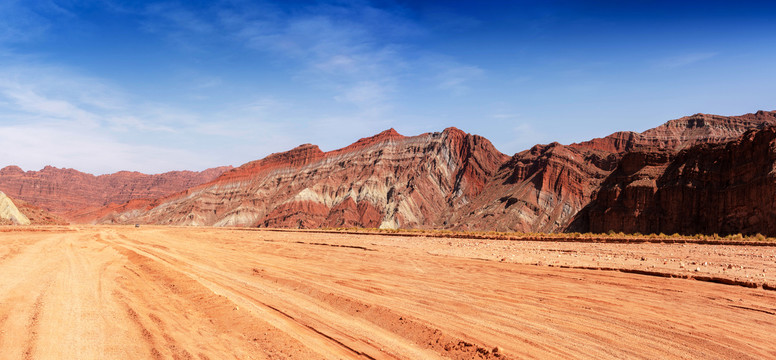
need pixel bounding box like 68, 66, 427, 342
140, 1, 433, 113
0, 59, 332, 173
0, 86, 96, 124
128, 0, 489, 152
434, 62, 484, 95
656, 52, 718, 69
0, 64, 213, 173
227, 3, 407, 110
0, 122, 201, 175
0, 1, 53, 43
141, 2, 217, 51
0, 1, 490, 173
0, 65, 164, 130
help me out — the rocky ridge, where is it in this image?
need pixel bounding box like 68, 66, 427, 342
0, 165, 233, 218
15, 110, 776, 235
447, 111, 776, 233
580, 124, 776, 235
80, 128, 509, 228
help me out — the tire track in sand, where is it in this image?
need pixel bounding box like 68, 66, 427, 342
2, 226, 775, 359
109, 230, 504, 360
100, 230, 330, 360
22, 285, 48, 360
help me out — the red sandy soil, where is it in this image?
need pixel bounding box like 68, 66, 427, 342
0, 226, 774, 359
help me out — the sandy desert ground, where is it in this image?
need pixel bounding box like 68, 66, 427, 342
0, 226, 774, 359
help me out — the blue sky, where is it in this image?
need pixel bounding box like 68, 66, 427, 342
0, 0, 774, 174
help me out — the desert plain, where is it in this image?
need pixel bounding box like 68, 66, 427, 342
0, 226, 774, 359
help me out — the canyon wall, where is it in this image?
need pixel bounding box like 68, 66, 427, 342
579, 125, 776, 235
8, 110, 776, 235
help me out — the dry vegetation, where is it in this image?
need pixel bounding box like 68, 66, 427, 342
318, 227, 776, 244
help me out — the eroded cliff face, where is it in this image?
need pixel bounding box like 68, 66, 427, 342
445, 142, 616, 232
88, 128, 508, 228
449, 111, 776, 232
0, 166, 233, 218
572, 111, 776, 153
36, 110, 776, 235
581, 125, 776, 235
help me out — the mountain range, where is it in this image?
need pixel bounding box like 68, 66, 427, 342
2, 110, 775, 235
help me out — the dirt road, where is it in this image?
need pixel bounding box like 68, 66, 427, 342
0, 226, 774, 359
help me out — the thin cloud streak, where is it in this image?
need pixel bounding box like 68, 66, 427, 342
0, 123, 201, 175
656, 52, 718, 69
1, 1, 767, 175
0, 64, 216, 173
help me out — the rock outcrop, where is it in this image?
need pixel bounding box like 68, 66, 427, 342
579, 125, 776, 235
447, 111, 776, 232
0, 191, 30, 225
0, 165, 233, 218
444, 141, 617, 232
16, 110, 776, 236
85, 128, 509, 228
573, 111, 776, 153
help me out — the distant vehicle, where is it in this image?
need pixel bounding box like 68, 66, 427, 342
135, 224, 140, 228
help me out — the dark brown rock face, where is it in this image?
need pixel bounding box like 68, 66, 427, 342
581, 125, 776, 236
448, 111, 776, 232
0, 165, 233, 218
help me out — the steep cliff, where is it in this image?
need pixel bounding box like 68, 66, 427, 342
445, 142, 616, 232
572, 111, 776, 153
26, 110, 776, 235
580, 125, 776, 235
448, 111, 776, 232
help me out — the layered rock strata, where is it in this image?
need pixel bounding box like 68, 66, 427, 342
26, 110, 776, 235
448, 111, 776, 232
0, 166, 232, 218
580, 125, 776, 235
83, 128, 509, 228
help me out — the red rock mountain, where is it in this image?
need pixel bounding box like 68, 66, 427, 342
0, 165, 233, 219
447, 111, 776, 233
10, 110, 776, 234
577, 125, 776, 235
79, 128, 509, 228
76, 110, 776, 235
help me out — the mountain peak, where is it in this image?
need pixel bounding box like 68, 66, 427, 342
380, 128, 400, 136
363, 127, 404, 142
336, 128, 406, 154
0, 166, 24, 175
